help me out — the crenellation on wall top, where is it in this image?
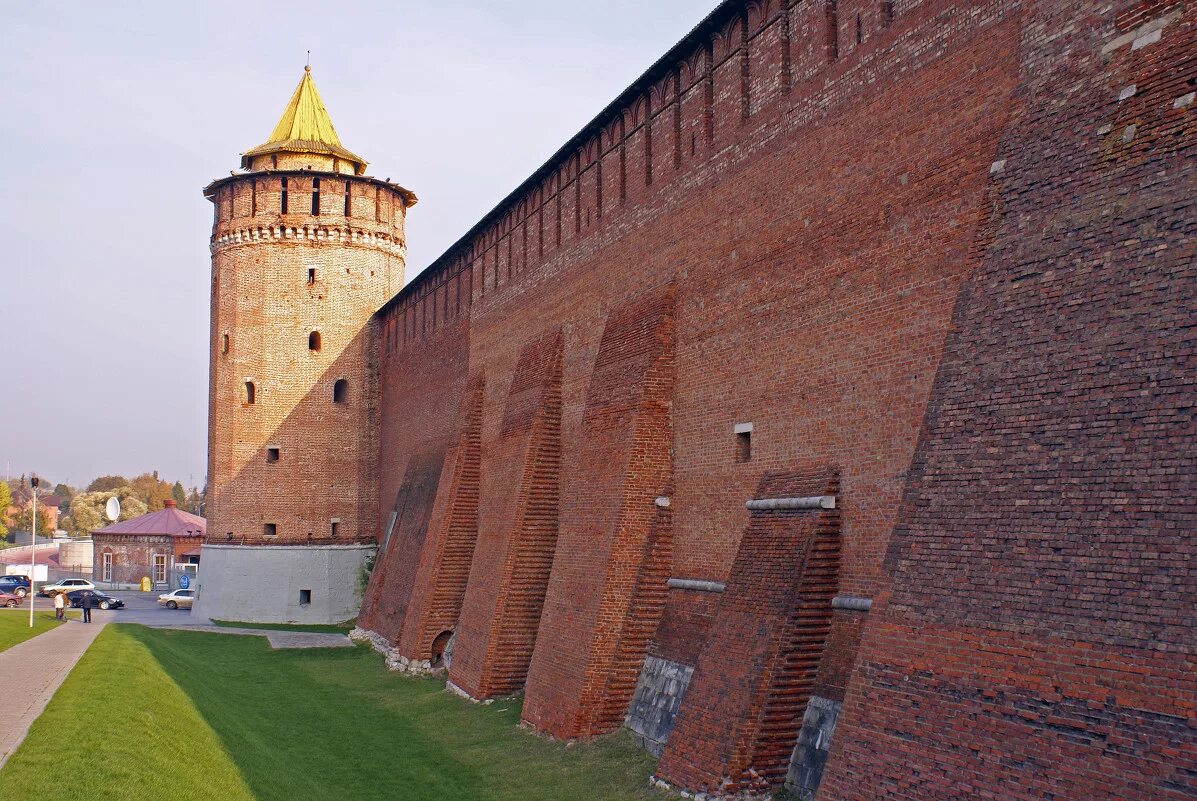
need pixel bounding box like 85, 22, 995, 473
377, 0, 1030, 358
378, 0, 940, 327
203, 169, 416, 208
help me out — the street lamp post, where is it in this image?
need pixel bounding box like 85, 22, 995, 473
29, 475, 39, 628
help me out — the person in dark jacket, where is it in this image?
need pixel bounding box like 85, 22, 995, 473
80, 590, 94, 623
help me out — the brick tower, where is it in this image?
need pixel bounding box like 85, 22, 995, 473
203, 67, 416, 545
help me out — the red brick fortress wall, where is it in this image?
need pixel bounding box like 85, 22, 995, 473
521, 286, 676, 737
656, 468, 841, 795
357, 0, 1194, 797
448, 331, 563, 699
356, 315, 473, 655
818, 2, 1197, 800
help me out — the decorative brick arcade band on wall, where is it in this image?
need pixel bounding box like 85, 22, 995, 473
210, 0, 1195, 798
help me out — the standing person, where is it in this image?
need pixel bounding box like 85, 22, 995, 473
53, 590, 65, 621
81, 590, 93, 623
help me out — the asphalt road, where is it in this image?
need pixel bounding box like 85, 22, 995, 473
15, 590, 209, 627
95, 590, 209, 626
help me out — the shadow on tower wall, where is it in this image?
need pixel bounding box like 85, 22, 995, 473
208, 324, 381, 546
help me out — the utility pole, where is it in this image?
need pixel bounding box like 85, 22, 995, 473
29, 475, 39, 628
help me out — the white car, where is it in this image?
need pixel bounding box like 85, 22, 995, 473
158, 589, 195, 610
42, 578, 96, 596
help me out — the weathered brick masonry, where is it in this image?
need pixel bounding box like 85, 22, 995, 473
818, 2, 1197, 799
204, 68, 416, 552
658, 468, 841, 794
449, 330, 564, 698
346, 0, 1193, 797
204, 173, 408, 547
93, 533, 205, 587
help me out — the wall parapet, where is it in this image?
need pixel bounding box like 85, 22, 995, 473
205, 170, 412, 256
378, 0, 936, 348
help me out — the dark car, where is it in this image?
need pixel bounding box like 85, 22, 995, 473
65, 589, 124, 610
0, 576, 32, 598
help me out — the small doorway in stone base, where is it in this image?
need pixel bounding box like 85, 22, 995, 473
431, 630, 455, 671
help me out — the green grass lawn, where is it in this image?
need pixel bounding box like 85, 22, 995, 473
0, 609, 71, 652
210, 619, 354, 633
0, 625, 663, 801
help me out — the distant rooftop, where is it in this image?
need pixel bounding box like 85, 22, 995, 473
93, 500, 206, 538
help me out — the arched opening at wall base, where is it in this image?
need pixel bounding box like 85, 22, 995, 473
431, 630, 455, 671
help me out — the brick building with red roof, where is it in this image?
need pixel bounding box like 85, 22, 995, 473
92, 500, 206, 589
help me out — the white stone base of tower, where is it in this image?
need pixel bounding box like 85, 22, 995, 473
190, 543, 375, 625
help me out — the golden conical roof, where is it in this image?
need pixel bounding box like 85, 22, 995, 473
241, 66, 368, 173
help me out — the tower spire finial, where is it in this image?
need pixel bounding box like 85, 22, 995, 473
305, 50, 310, 71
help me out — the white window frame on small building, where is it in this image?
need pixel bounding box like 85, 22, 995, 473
102, 552, 113, 583
153, 553, 168, 584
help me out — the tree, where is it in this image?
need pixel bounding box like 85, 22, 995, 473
0, 481, 11, 538
130, 473, 172, 511
184, 486, 205, 515
67, 488, 148, 534
7, 479, 31, 506
11, 504, 53, 536
87, 475, 129, 493
4, 477, 53, 531
171, 481, 187, 508
67, 494, 102, 535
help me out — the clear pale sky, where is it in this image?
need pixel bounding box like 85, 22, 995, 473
0, 0, 717, 491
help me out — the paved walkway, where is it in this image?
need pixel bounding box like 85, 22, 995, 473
0, 613, 111, 769
145, 623, 353, 649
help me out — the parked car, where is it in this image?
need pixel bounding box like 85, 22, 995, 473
0, 591, 22, 608
158, 589, 195, 610
65, 589, 125, 610
0, 576, 31, 598
41, 578, 96, 597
